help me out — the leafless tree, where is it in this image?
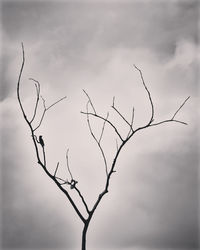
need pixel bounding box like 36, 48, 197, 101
17, 43, 189, 250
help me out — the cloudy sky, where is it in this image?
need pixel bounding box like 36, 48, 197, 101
1, 0, 199, 250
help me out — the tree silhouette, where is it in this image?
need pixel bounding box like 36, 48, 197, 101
17, 43, 189, 250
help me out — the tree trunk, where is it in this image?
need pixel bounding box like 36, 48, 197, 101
81, 222, 89, 250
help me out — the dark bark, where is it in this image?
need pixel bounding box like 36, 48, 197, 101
81, 220, 90, 250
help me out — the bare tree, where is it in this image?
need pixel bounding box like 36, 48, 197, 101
17, 43, 189, 250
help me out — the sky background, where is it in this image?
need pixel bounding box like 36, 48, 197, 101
0, 0, 199, 250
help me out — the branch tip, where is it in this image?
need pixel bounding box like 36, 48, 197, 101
172, 96, 190, 120
133, 64, 154, 124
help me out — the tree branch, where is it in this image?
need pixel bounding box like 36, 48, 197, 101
127, 106, 135, 138
88, 66, 189, 222
115, 139, 119, 151
55, 176, 67, 183
136, 96, 190, 130
112, 96, 134, 132
29, 78, 40, 123
150, 119, 188, 127
65, 149, 90, 214
81, 111, 124, 141
85, 101, 108, 176
33, 95, 67, 131
74, 187, 90, 215
54, 162, 60, 177
17, 43, 86, 224
46, 96, 67, 111
99, 112, 109, 144
17, 43, 30, 124
171, 96, 190, 120
66, 149, 74, 180
42, 146, 46, 167
134, 65, 154, 125
83, 89, 96, 115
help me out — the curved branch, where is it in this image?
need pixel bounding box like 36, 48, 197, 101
29, 78, 40, 123
135, 96, 190, 132
17, 43, 29, 124
134, 65, 154, 125
150, 119, 188, 127
83, 89, 96, 114
85, 101, 108, 176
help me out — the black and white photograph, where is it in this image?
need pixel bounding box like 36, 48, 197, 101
1, 0, 199, 250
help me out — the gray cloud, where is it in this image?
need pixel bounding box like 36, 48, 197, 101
2, 1, 198, 50
1, 1, 198, 99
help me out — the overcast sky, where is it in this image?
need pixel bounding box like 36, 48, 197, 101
1, 0, 199, 250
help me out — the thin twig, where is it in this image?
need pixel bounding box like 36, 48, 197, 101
86, 101, 108, 176
112, 96, 133, 129
81, 111, 124, 141
33, 96, 66, 131
112, 96, 115, 106
171, 96, 190, 120
42, 147, 46, 167
147, 97, 190, 128
83, 89, 96, 115
65, 149, 90, 214
134, 65, 154, 124
33, 110, 45, 131
150, 119, 188, 127
41, 95, 46, 109
46, 96, 67, 111
17, 43, 29, 123
54, 162, 60, 177
115, 139, 119, 151
56, 176, 67, 183
99, 112, 109, 144
127, 106, 135, 138
29, 78, 40, 123
66, 149, 73, 180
